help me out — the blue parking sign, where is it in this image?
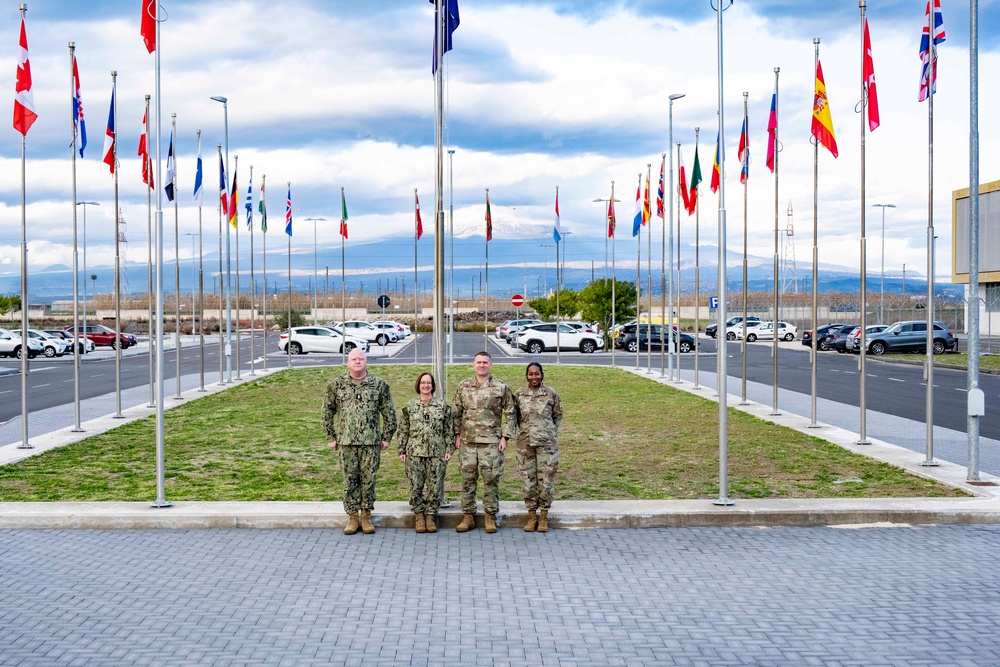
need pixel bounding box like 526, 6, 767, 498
709, 296, 719, 309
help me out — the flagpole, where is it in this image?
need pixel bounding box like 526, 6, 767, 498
414, 188, 419, 366
433, 0, 446, 398
675, 143, 683, 383
661, 153, 668, 378
233, 154, 241, 381
217, 143, 225, 385
740, 92, 749, 406
197, 130, 206, 391
967, 0, 982, 482
693, 128, 701, 389
112, 72, 123, 419
555, 186, 561, 365
248, 165, 256, 377
340, 186, 346, 367
288, 183, 293, 369
69, 43, 83, 433
261, 174, 267, 372
14, 5, 32, 450
147, 96, 155, 407
771, 68, 781, 417
484, 188, 490, 350
151, 6, 171, 508
171, 113, 183, 400
610, 181, 616, 369
923, 1, 938, 466
857, 2, 871, 444
646, 164, 652, 374
809, 38, 821, 429
635, 173, 641, 370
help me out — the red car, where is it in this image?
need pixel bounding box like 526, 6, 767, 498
64, 324, 137, 350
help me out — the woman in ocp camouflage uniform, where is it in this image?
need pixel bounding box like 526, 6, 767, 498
397, 372, 454, 533
514, 362, 563, 533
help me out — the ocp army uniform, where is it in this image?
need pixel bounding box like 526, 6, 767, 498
397, 397, 454, 516
321, 373, 397, 515
514, 384, 563, 513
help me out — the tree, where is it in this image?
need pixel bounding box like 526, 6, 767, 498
273, 310, 305, 329
528, 288, 579, 320
0, 294, 21, 317
578, 279, 636, 332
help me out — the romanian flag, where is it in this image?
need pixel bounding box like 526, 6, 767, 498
710, 133, 721, 193
485, 191, 493, 241
811, 60, 838, 158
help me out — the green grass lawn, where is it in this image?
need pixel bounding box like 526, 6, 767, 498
0, 365, 965, 502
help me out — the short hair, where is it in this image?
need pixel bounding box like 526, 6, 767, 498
525, 362, 544, 381
414, 372, 436, 394
474, 351, 492, 360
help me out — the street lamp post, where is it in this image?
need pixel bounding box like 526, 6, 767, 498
210, 95, 232, 382
872, 203, 895, 323
303, 217, 326, 325
76, 201, 99, 347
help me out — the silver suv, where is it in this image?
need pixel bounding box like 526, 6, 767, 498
0, 328, 44, 359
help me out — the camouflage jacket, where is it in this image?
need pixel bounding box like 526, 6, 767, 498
514, 384, 563, 447
321, 373, 397, 446
396, 397, 456, 459
453, 375, 517, 445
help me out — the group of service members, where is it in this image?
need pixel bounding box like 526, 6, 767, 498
321, 349, 562, 535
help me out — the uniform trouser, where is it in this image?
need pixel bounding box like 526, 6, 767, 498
339, 445, 381, 514
405, 455, 445, 515
460, 443, 503, 515
515, 439, 560, 511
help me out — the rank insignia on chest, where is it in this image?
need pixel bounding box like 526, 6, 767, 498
423, 413, 430, 422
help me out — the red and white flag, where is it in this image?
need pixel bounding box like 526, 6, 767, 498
12, 16, 36, 136
415, 190, 423, 240
138, 108, 153, 188
863, 16, 880, 132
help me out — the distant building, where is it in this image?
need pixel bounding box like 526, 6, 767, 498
952, 179, 1000, 336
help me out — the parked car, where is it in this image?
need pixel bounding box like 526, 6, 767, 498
371, 320, 410, 338
26, 329, 70, 357
278, 326, 369, 355
847, 324, 888, 353
64, 324, 136, 350
0, 328, 43, 359
334, 320, 397, 346
823, 324, 858, 353
44, 329, 96, 355
706, 316, 760, 340
622, 324, 695, 353
496, 318, 542, 339
515, 323, 604, 354
863, 320, 958, 356
801, 323, 847, 351
738, 321, 797, 342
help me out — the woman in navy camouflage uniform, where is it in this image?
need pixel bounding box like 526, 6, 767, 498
397, 372, 455, 533
514, 362, 563, 533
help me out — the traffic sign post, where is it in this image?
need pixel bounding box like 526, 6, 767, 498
512, 294, 523, 321
377, 295, 390, 350
709, 296, 719, 310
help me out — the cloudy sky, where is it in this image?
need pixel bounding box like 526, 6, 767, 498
0, 0, 996, 282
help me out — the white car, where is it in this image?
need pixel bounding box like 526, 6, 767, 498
0, 328, 44, 359
278, 326, 369, 355
27, 329, 71, 357
44, 330, 96, 355
739, 321, 797, 342
515, 323, 604, 354
371, 320, 410, 339
335, 321, 398, 346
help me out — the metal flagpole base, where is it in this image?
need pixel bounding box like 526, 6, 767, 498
738, 399, 750, 406
172, 396, 184, 401
71, 427, 85, 433
150, 500, 173, 508
147, 402, 156, 408
856, 438, 871, 446
113, 413, 125, 419
17, 443, 34, 450
920, 459, 940, 467
807, 422, 821, 429
198, 388, 207, 393
712, 497, 735, 506
769, 410, 781, 416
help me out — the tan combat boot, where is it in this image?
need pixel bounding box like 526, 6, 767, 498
484, 513, 498, 534
456, 513, 476, 532
360, 509, 376, 534
424, 514, 437, 533
537, 509, 549, 533
344, 512, 360, 535
415, 513, 426, 534
523, 510, 538, 532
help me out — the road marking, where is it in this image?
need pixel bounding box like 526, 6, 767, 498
35, 383, 50, 388
889, 378, 905, 382
0, 390, 12, 394
955, 387, 968, 392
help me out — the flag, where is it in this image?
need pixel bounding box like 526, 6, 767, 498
141, 0, 157, 54
139, 108, 153, 188
632, 179, 642, 237
102, 87, 116, 174
485, 191, 493, 241
553, 190, 561, 243
415, 190, 424, 240
710, 133, 721, 193
13, 17, 36, 135
918, 0, 945, 102
607, 192, 616, 238
656, 159, 665, 218
863, 16, 880, 131
218, 153, 227, 216
72, 56, 87, 157
259, 180, 267, 233
192, 134, 203, 205
432, 0, 460, 74
642, 172, 651, 226
339, 189, 349, 239
688, 143, 703, 215
677, 148, 690, 214
245, 174, 253, 230
285, 185, 292, 237
811, 60, 839, 158
164, 131, 175, 202
738, 117, 749, 185
228, 166, 238, 228
766, 81, 778, 173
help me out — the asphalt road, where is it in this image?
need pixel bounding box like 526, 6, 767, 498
2, 332, 997, 440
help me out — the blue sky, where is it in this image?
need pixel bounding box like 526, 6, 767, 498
0, 0, 997, 283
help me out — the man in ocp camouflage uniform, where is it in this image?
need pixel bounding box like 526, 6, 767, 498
452, 351, 517, 534
322, 348, 396, 535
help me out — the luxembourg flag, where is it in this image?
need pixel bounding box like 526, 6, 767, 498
553, 189, 562, 243
102, 87, 115, 174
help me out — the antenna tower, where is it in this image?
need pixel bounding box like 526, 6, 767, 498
780, 200, 798, 296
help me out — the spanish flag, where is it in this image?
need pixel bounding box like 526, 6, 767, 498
811, 60, 838, 158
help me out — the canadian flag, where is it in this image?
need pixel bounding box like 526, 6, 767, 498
13, 17, 36, 136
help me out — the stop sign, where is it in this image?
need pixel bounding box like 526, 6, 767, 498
511, 294, 524, 307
